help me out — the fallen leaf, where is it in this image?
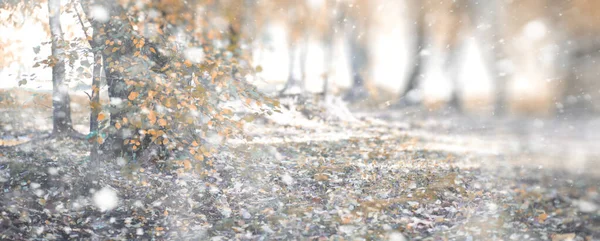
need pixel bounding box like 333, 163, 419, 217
537, 213, 548, 223
158, 118, 167, 127
128, 91, 139, 100
551, 233, 576, 241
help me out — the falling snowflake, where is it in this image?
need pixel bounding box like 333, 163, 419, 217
93, 186, 119, 212
90, 5, 109, 23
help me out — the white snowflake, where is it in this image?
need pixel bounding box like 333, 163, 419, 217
92, 186, 119, 212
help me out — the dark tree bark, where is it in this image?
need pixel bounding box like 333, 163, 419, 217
48, 0, 74, 135
81, 0, 145, 158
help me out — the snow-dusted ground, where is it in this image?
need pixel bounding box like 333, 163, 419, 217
2, 101, 599, 240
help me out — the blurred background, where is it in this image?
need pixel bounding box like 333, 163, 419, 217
2, 0, 600, 117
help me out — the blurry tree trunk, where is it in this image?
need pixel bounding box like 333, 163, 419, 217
322, 33, 333, 98
399, 7, 424, 104
467, 0, 505, 115
343, 8, 370, 102
344, 33, 369, 101
89, 51, 102, 163
48, 0, 74, 135
74, 1, 102, 163
279, 45, 299, 95
299, 37, 308, 88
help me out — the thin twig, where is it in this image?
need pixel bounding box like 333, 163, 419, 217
73, 0, 93, 47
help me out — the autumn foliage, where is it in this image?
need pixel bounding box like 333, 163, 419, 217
80, 0, 281, 169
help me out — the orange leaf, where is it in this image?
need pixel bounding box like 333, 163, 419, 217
183, 160, 192, 170
147, 111, 157, 125
537, 213, 548, 223
184, 60, 192, 67
158, 118, 167, 127
128, 92, 139, 100
97, 113, 106, 121
115, 122, 122, 130
191, 141, 199, 147
149, 47, 156, 53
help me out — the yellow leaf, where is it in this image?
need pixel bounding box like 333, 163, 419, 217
112, 47, 119, 53
97, 136, 104, 144
97, 113, 106, 121
184, 60, 192, 67
162, 138, 169, 145
128, 92, 139, 100
149, 47, 156, 53
191, 141, 199, 147
158, 118, 167, 127
123, 117, 128, 124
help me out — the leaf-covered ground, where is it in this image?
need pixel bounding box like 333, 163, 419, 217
1, 107, 599, 240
